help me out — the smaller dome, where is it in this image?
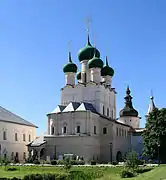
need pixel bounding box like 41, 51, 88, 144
76, 71, 81, 80
119, 107, 138, 117
78, 35, 100, 62
63, 52, 77, 73
88, 53, 103, 69
101, 56, 114, 77
119, 86, 138, 117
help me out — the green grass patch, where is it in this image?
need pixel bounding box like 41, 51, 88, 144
0, 165, 165, 179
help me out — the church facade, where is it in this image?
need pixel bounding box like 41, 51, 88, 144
27, 35, 155, 163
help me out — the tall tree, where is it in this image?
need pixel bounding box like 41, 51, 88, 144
143, 108, 166, 162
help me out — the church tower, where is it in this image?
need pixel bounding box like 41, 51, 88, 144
63, 51, 77, 86
88, 50, 103, 83
146, 94, 156, 116
101, 56, 114, 87
118, 86, 140, 128
78, 35, 100, 83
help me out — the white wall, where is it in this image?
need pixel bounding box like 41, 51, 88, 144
60, 83, 116, 119
47, 111, 131, 162
0, 121, 36, 161
117, 116, 140, 129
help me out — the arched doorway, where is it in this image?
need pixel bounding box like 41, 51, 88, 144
40, 148, 45, 160
116, 151, 122, 162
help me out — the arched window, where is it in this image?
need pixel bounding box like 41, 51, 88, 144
76, 125, 80, 133
111, 110, 114, 118
107, 108, 109, 117
29, 134, 31, 142
51, 126, 55, 135
63, 126, 67, 134
116, 128, 118, 136
103, 106, 105, 115
23, 134, 26, 141
15, 133, 18, 141
3, 131, 7, 140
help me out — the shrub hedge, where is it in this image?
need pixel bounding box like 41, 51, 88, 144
23, 173, 68, 180
120, 170, 135, 178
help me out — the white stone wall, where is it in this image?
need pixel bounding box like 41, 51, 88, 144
47, 111, 131, 162
44, 135, 100, 161
0, 121, 36, 161
65, 72, 75, 86
117, 116, 140, 129
60, 84, 116, 119
90, 68, 101, 83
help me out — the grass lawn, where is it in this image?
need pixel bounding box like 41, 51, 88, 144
0, 165, 166, 179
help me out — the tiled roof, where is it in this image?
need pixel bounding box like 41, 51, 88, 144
50, 105, 66, 114
49, 102, 97, 114
76, 102, 97, 113
0, 106, 37, 127
63, 102, 81, 112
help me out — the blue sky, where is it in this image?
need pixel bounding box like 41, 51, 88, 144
0, 0, 166, 135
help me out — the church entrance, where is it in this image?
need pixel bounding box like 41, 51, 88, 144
116, 151, 122, 162
40, 148, 46, 160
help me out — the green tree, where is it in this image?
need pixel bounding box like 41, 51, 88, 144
125, 151, 139, 171
143, 108, 166, 163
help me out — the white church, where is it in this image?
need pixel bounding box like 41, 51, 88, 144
27, 35, 156, 163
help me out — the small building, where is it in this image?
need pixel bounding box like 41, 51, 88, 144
0, 106, 37, 162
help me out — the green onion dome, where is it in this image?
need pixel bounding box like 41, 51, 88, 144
119, 87, 138, 117
101, 56, 114, 77
88, 52, 104, 69
78, 35, 100, 62
63, 52, 77, 73
76, 71, 81, 80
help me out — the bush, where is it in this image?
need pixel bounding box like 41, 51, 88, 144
25, 158, 33, 163
137, 159, 144, 165
70, 160, 85, 165
0, 178, 21, 180
51, 160, 57, 165
120, 170, 135, 178
23, 173, 68, 180
148, 159, 153, 164
57, 160, 64, 165
7, 167, 18, 171
112, 161, 118, 165
64, 158, 72, 170
33, 160, 40, 164
69, 170, 103, 180
90, 160, 96, 165
135, 167, 153, 174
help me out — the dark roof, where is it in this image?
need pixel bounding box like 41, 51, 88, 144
76, 102, 97, 113
49, 105, 66, 114
63, 102, 81, 112
49, 102, 98, 114
120, 86, 138, 117
0, 106, 37, 128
